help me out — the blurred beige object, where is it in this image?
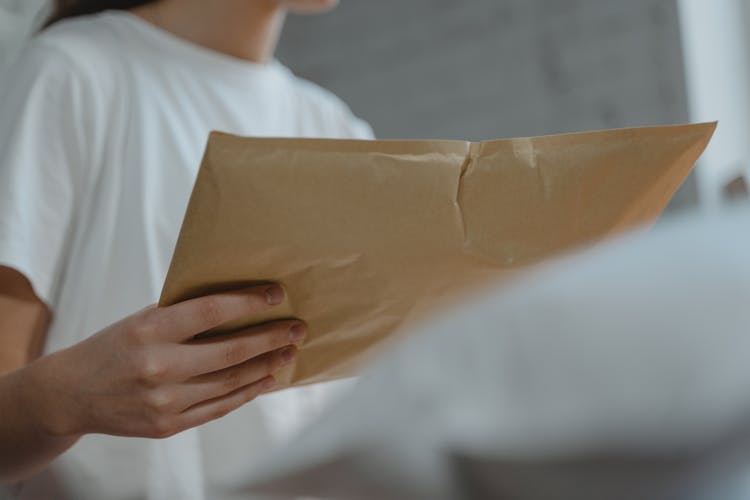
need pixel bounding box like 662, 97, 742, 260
160, 122, 715, 390
723, 174, 749, 201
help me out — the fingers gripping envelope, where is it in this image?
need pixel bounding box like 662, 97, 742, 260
160, 123, 716, 390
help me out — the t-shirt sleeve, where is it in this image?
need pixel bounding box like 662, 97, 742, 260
292, 76, 376, 140
343, 113, 375, 140
0, 42, 95, 306
326, 98, 375, 140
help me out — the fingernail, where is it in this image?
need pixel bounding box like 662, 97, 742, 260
280, 346, 297, 364
289, 324, 306, 342
265, 285, 284, 305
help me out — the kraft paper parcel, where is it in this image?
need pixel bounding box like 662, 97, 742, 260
160, 123, 716, 390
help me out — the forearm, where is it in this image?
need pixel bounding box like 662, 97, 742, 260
0, 356, 80, 484
0, 283, 297, 484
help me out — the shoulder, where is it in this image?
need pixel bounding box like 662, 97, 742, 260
0, 13, 130, 138
12, 13, 125, 90
279, 65, 374, 139
0, 15, 123, 183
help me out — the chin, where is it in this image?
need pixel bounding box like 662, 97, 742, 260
280, 0, 340, 14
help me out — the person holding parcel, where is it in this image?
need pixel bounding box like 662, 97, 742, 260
0, 0, 717, 498
0, 0, 371, 498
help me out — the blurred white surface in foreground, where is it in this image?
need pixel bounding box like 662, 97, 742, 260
238, 204, 750, 500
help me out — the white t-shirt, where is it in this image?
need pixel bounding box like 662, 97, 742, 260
0, 11, 372, 500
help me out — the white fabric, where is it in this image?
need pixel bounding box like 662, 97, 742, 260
241, 206, 750, 500
0, 0, 48, 73
0, 10, 371, 500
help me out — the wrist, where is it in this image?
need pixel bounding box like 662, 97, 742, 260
16, 351, 85, 440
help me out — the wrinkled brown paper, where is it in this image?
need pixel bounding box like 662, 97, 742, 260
160, 123, 716, 390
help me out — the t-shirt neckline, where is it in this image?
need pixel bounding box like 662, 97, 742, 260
103, 10, 285, 78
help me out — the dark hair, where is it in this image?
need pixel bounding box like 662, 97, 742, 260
45, 0, 157, 27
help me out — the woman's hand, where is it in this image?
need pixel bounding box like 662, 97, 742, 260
20, 285, 304, 440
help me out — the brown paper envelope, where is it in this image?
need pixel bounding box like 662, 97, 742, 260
160, 123, 716, 390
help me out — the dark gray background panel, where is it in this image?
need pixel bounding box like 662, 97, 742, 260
278, 0, 688, 140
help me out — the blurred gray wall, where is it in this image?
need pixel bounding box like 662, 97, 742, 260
278, 0, 688, 139
278, 0, 695, 207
